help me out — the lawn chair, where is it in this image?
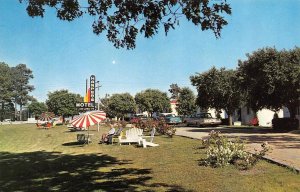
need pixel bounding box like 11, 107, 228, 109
36, 123, 43, 129
139, 128, 159, 148
77, 133, 92, 144
109, 127, 123, 144
44, 122, 52, 129
118, 128, 143, 145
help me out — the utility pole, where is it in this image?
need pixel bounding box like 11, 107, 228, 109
95, 81, 102, 132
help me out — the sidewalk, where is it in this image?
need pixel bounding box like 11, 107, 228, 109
176, 126, 300, 172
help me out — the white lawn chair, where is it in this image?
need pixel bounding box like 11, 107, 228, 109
139, 128, 159, 148
118, 128, 143, 145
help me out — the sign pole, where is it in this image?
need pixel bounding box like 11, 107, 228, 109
96, 80, 101, 132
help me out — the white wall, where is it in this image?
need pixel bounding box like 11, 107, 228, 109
241, 107, 286, 127
170, 103, 178, 116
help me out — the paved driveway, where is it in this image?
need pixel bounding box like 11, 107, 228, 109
176, 126, 300, 172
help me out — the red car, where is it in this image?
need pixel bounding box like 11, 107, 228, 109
130, 114, 147, 123
130, 117, 140, 124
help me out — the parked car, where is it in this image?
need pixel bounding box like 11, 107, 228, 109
158, 113, 182, 125
184, 113, 221, 127
130, 114, 148, 124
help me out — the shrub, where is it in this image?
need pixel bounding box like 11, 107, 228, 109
134, 118, 176, 137
117, 120, 128, 128
201, 130, 222, 148
157, 118, 176, 137
134, 118, 157, 132
201, 130, 271, 170
272, 118, 299, 131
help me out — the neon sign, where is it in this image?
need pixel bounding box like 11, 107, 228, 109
76, 75, 96, 110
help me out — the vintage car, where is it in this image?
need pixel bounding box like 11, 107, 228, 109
184, 113, 221, 127
130, 114, 148, 123
158, 113, 182, 125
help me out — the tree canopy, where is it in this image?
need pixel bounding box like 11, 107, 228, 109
176, 87, 196, 116
237, 47, 300, 117
99, 94, 113, 118
191, 67, 242, 125
20, 0, 231, 49
46, 89, 82, 117
135, 89, 171, 116
107, 93, 136, 119
0, 62, 13, 103
28, 101, 48, 118
0, 63, 35, 121
11, 64, 35, 120
169, 83, 181, 100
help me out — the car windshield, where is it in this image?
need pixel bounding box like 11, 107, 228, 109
134, 114, 144, 117
199, 113, 212, 118
166, 114, 175, 117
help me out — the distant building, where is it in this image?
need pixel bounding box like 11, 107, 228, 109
170, 99, 178, 116
240, 107, 289, 127
194, 104, 300, 128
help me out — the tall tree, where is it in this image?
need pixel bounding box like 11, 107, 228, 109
191, 67, 242, 125
20, 0, 231, 49
99, 94, 113, 118
169, 83, 181, 100
0, 62, 13, 121
135, 89, 171, 116
281, 48, 300, 118
177, 87, 196, 116
11, 64, 35, 121
237, 47, 300, 118
46, 90, 82, 118
107, 93, 136, 120
28, 101, 48, 118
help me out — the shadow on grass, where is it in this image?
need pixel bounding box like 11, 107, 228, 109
62, 142, 85, 146
0, 151, 192, 192
236, 134, 300, 149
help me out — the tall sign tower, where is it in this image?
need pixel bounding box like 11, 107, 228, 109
76, 75, 96, 111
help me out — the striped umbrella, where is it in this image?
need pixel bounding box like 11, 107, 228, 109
39, 112, 55, 122
71, 111, 106, 128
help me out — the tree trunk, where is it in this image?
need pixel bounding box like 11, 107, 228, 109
20, 104, 23, 121
228, 114, 233, 126
1, 102, 4, 122
287, 105, 296, 118
14, 101, 17, 121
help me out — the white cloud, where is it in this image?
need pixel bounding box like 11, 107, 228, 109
112, 60, 116, 64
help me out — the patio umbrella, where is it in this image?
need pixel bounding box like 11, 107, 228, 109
71, 111, 106, 143
39, 112, 55, 122
71, 110, 106, 129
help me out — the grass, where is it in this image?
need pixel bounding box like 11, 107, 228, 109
0, 124, 299, 192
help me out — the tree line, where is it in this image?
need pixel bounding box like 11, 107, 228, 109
0, 63, 34, 121
32, 88, 196, 121
191, 47, 300, 125
1, 47, 299, 124
99, 87, 196, 120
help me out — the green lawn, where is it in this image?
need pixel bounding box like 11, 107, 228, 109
0, 124, 299, 192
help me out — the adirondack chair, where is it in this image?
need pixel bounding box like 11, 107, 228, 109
139, 128, 159, 148
109, 127, 123, 144
118, 128, 143, 145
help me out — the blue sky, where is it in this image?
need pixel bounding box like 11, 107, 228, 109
1, 0, 300, 102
